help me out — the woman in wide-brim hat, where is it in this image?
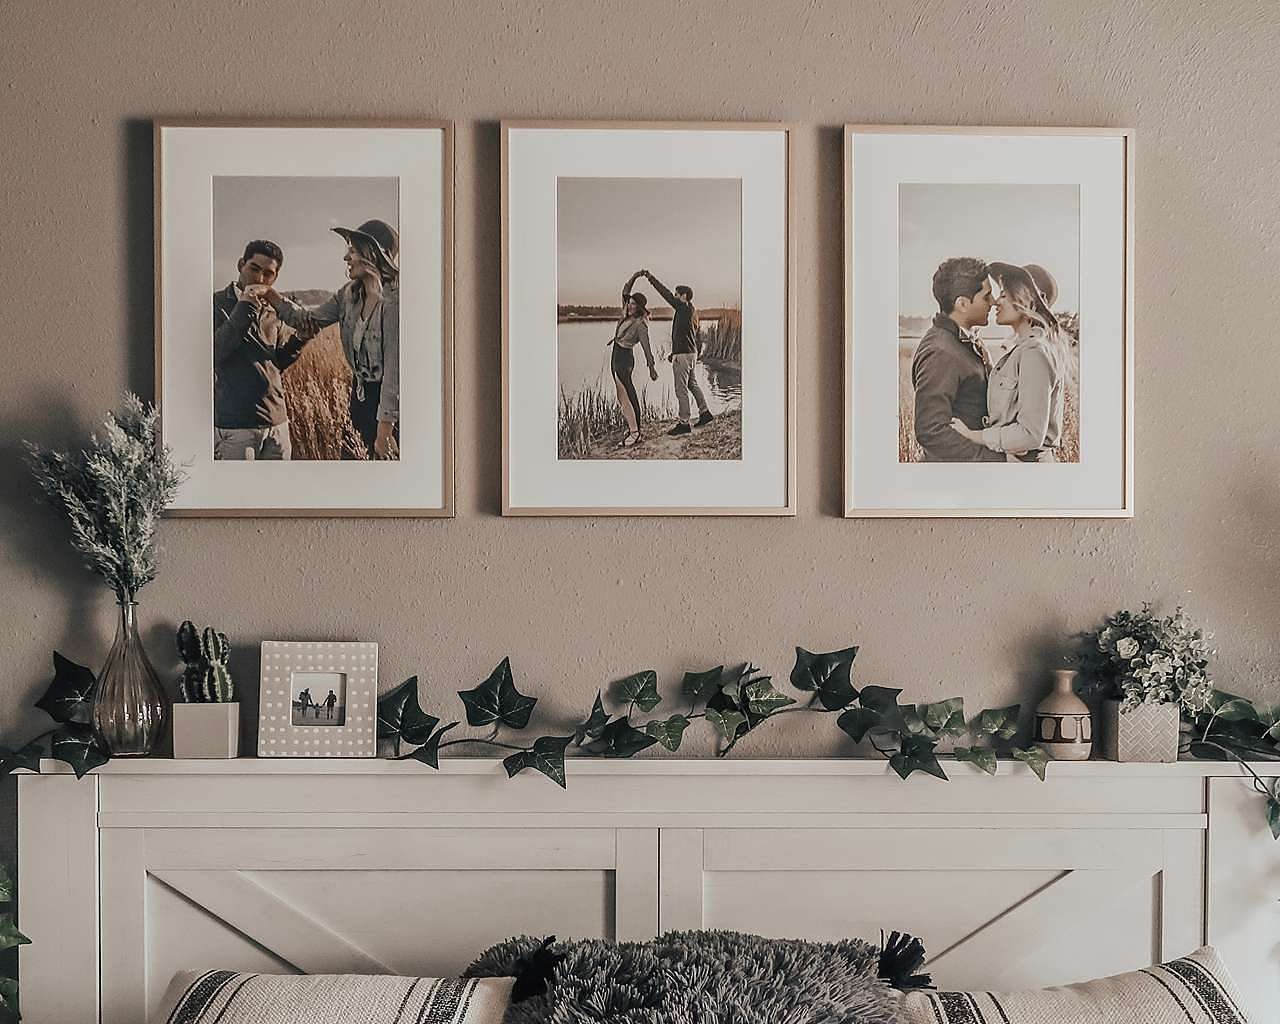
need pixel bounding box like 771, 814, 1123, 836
254, 218, 401, 460
949, 260, 1069, 463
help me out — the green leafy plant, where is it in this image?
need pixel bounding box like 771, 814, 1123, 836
379, 646, 1050, 788
1186, 690, 1280, 838
1, 653, 111, 779
0, 865, 27, 1023
175, 621, 235, 703
24, 393, 184, 603
1079, 605, 1214, 712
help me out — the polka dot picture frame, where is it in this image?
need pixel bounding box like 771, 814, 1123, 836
257, 641, 378, 757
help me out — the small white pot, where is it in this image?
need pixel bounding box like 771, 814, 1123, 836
173, 702, 240, 759
1100, 699, 1180, 763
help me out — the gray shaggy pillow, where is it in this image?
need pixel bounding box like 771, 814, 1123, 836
465, 930, 898, 1024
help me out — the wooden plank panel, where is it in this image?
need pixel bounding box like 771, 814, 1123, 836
18, 775, 99, 1024
1159, 827, 1205, 959
659, 829, 704, 932
704, 829, 1164, 872
615, 829, 658, 941
100, 829, 148, 1024
152, 870, 392, 974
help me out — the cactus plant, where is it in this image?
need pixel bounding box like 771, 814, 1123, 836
175, 620, 235, 702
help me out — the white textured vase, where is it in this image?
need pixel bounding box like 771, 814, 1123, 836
173, 702, 240, 759
1100, 699, 1179, 763
1034, 669, 1093, 761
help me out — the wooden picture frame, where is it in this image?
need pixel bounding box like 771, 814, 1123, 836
843, 125, 1134, 518
256, 640, 378, 757
502, 120, 797, 516
155, 119, 455, 517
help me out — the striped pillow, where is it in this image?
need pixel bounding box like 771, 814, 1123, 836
900, 947, 1249, 1024
150, 971, 513, 1024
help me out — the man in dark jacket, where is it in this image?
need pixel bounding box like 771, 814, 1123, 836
213, 239, 314, 460
640, 269, 712, 436
910, 257, 1006, 462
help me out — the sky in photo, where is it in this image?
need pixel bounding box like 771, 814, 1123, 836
557, 177, 742, 308
899, 184, 1080, 317
213, 176, 399, 293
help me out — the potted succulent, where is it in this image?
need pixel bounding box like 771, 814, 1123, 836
1080, 606, 1214, 762
172, 621, 239, 758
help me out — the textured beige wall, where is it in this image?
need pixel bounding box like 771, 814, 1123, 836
3, 0, 1280, 834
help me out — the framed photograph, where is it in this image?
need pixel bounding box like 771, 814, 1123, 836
502, 121, 795, 515
156, 120, 454, 516
257, 640, 378, 757
844, 126, 1134, 517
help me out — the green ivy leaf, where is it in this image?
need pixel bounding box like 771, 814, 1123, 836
1012, 746, 1049, 781
744, 678, 796, 717
457, 658, 537, 731
503, 735, 574, 789
836, 707, 882, 744
0, 977, 17, 1024
718, 665, 750, 703
614, 671, 662, 713
1209, 694, 1259, 722
922, 697, 966, 738
582, 719, 658, 758
0, 740, 44, 776
974, 705, 1021, 741
0, 916, 29, 953
889, 736, 947, 781
0, 864, 13, 903
402, 721, 459, 769
953, 745, 998, 775
575, 691, 611, 745
645, 715, 690, 752
789, 646, 859, 710
681, 666, 724, 704
35, 652, 97, 725
705, 707, 747, 743
859, 686, 906, 732
900, 707, 938, 740
49, 723, 109, 778
376, 677, 440, 746
1268, 798, 1280, 840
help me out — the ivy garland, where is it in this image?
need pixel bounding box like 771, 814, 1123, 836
377, 646, 1051, 788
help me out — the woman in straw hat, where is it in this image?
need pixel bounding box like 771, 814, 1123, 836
949, 261, 1068, 463
251, 219, 401, 460
608, 271, 659, 449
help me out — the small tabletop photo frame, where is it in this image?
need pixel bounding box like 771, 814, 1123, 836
257, 640, 378, 757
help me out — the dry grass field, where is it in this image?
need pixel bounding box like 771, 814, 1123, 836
280, 324, 370, 461
897, 337, 1080, 463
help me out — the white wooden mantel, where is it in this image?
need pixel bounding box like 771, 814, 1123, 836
17, 758, 1280, 1024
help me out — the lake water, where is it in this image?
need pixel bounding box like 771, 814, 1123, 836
557, 320, 742, 414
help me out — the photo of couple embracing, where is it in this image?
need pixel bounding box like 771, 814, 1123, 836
898, 184, 1081, 465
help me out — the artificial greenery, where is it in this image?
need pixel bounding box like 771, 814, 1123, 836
0, 653, 111, 779
1185, 690, 1280, 839
24, 393, 184, 603
0, 865, 27, 1024
1079, 605, 1214, 712
379, 646, 1050, 788
176, 622, 235, 703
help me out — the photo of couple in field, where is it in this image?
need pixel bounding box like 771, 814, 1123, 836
556, 177, 743, 461
211, 175, 401, 463
899, 183, 1081, 465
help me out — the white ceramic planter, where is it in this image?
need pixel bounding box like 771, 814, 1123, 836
173, 702, 240, 759
1100, 699, 1179, 763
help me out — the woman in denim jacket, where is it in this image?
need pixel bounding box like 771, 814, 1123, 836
949, 262, 1067, 463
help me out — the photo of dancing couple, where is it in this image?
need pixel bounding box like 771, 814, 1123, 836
556, 177, 743, 461
212, 176, 401, 463
899, 184, 1081, 465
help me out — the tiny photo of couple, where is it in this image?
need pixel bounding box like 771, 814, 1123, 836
212, 175, 402, 463
290, 672, 346, 727
556, 176, 743, 461
898, 184, 1081, 465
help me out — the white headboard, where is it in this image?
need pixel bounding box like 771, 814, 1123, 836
17, 758, 1279, 1024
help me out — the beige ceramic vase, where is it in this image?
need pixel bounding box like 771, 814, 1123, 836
1034, 669, 1093, 761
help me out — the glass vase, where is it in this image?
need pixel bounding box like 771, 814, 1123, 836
92, 601, 169, 756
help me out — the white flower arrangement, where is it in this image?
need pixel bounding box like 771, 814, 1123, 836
1084, 605, 1215, 712
24, 394, 184, 602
